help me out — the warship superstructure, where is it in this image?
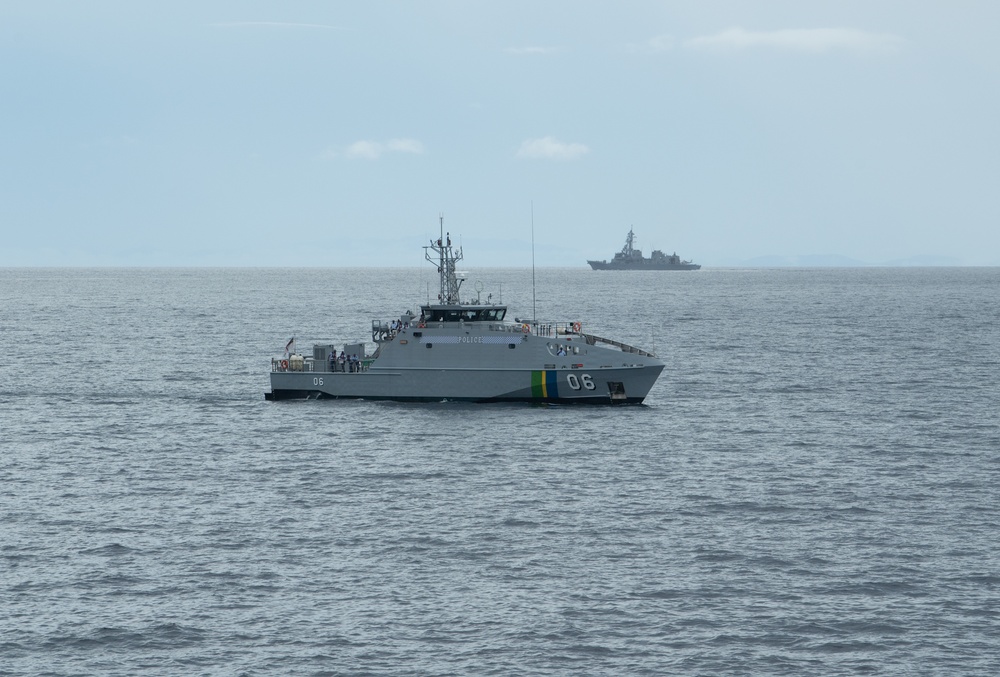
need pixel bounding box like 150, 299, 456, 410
266, 217, 665, 404
588, 228, 700, 270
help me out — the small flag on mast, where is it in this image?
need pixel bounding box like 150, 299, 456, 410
284, 337, 295, 356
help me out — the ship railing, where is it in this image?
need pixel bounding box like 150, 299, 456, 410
488, 322, 540, 334
579, 333, 657, 358
484, 322, 653, 355
272, 357, 315, 372
272, 357, 373, 373
487, 321, 584, 338
373, 319, 409, 343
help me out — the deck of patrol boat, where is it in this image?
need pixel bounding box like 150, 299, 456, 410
269, 320, 656, 375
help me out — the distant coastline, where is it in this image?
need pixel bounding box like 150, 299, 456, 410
713, 254, 974, 267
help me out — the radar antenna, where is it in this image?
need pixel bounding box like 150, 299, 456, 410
424, 214, 464, 304
621, 227, 636, 256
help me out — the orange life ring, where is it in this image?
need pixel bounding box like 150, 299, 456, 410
521, 323, 530, 333
572, 322, 582, 333
280, 359, 288, 370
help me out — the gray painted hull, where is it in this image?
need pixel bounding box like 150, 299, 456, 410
587, 260, 701, 270
268, 364, 663, 404
268, 326, 664, 404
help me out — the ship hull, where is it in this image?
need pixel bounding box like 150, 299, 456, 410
267, 363, 663, 404
587, 260, 701, 270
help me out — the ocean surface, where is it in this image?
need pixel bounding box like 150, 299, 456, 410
2, 266, 999, 676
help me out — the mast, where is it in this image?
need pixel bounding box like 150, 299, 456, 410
622, 227, 635, 256
531, 202, 536, 323
424, 214, 464, 304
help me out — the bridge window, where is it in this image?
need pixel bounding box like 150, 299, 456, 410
420, 307, 507, 322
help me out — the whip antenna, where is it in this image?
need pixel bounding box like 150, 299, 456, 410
531, 202, 536, 323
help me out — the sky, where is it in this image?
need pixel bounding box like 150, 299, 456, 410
2, 1, 999, 267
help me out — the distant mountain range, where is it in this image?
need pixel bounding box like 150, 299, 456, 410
715, 254, 971, 267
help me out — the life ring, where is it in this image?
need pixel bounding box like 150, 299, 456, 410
521, 323, 530, 333
280, 359, 288, 370
572, 322, 582, 333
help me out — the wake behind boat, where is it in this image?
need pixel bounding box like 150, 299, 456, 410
588, 227, 700, 270
265, 217, 665, 404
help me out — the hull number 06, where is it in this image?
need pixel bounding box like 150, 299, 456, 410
566, 373, 596, 391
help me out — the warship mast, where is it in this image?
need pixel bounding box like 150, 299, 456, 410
424, 214, 464, 304
621, 227, 636, 256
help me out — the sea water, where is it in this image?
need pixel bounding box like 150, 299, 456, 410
1, 267, 998, 676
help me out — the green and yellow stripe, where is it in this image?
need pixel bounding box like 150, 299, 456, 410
531, 370, 559, 399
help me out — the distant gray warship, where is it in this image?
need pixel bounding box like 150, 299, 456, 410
266, 217, 665, 403
588, 228, 701, 270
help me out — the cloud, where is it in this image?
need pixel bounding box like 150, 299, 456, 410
505, 46, 559, 56
344, 141, 382, 160
331, 138, 425, 160
516, 136, 590, 161
685, 27, 905, 54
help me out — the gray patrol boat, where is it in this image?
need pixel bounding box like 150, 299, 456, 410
266, 218, 665, 404
588, 228, 700, 270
